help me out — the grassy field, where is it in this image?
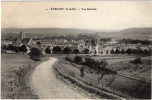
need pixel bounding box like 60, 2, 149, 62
1, 53, 48, 99
107, 58, 151, 82
55, 54, 151, 99
66, 54, 136, 64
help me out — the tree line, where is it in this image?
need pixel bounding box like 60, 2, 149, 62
110, 48, 151, 56
118, 38, 152, 45
65, 55, 117, 83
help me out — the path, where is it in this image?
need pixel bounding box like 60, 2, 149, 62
31, 57, 93, 99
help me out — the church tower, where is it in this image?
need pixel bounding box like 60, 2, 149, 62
19, 31, 25, 40
89, 40, 92, 53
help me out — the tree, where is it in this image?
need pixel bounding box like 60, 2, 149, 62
45, 47, 51, 54
65, 57, 71, 62
132, 49, 138, 54
83, 48, 89, 54
143, 49, 149, 55
148, 49, 151, 56
105, 75, 117, 87
115, 48, 120, 54
137, 49, 144, 55
14, 47, 19, 53
74, 56, 82, 64
80, 67, 85, 78
8, 44, 15, 51
94, 50, 97, 56
36, 42, 41, 47
73, 48, 80, 54
97, 60, 109, 83
110, 49, 115, 54
62, 47, 71, 54
125, 48, 132, 54
121, 49, 125, 54
130, 58, 142, 67
19, 45, 27, 54
52, 46, 62, 54
29, 47, 42, 61
1, 45, 8, 50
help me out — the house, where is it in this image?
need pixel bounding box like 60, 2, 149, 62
1, 39, 12, 45
22, 38, 33, 45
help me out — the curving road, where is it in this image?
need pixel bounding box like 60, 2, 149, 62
31, 57, 92, 99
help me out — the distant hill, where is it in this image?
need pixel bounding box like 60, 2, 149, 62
117, 28, 152, 40
1, 27, 152, 40
1, 28, 101, 39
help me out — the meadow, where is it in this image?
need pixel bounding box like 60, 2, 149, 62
1, 53, 47, 99
55, 54, 151, 99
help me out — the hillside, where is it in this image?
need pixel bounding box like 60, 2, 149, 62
1, 27, 152, 40
117, 28, 152, 40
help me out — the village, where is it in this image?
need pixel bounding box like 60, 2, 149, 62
1, 1, 152, 99
1, 31, 151, 55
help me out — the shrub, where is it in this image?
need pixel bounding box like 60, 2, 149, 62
45, 48, 51, 54
137, 49, 144, 55
8, 44, 15, 51
143, 49, 149, 55
52, 46, 61, 54
110, 49, 115, 54
74, 56, 82, 64
125, 48, 132, 54
130, 58, 142, 65
29, 47, 42, 61
80, 67, 85, 78
19, 45, 27, 54
121, 49, 125, 54
83, 49, 89, 54
1, 45, 8, 50
73, 49, 80, 54
84, 57, 95, 67
14, 47, 20, 53
62, 47, 71, 54
115, 49, 120, 54
65, 57, 72, 62
132, 49, 138, 54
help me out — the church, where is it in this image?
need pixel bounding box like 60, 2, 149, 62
12, 31, 35, 47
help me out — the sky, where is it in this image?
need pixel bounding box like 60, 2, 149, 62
1, 1, 152, 30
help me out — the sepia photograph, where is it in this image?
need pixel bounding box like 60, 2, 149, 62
1, 1, 152, 99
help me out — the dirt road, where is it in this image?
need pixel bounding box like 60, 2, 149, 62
31, 57, 92, 99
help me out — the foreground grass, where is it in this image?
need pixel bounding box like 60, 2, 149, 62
55, 57, 151, 99
1, 53, 48, 99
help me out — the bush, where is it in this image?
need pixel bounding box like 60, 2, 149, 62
83, 49, 89, 54
84, 57, 95, 67
121, 49, 125, 54
29, 47, 42, 61
125, 48, 132, 54
73, 49, 80, 54
62, 47, 71, 54
143, 49, 149, 55
115, 49, 120, 54
8, 44, 15, 51
14, 47, 20, 53
137, 49, 144, 55
74, 56, 82, 64
19, 45, 27, 54
45, 48, 51, 54
52, 46, 61, 54
110, 49, 115, 54
65, 57, 72, 62
132, 49, 138, 54
130, 58, 142, 65
80, 67, 85, 78
1, 45, 8, 50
